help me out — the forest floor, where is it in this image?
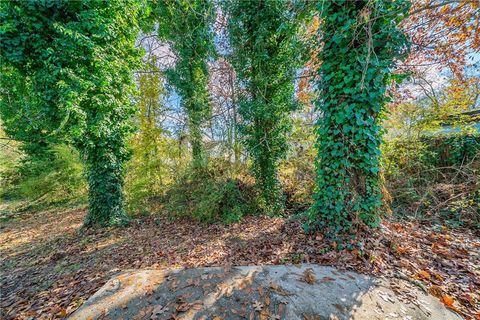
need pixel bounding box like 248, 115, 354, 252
1, 207, 479, 320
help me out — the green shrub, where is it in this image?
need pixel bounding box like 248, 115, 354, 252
163, 163, 258, 224
0, 141, 21, 199
421, 134, 480, 167
1, 144, 86, 214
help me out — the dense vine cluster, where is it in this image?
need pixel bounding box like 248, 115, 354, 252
225, 0, 305, 213
0, 0, 142, 226
307, 0, 410, 240
154, 0, 215, 168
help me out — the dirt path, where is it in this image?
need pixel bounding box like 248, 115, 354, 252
1, 208, 479, 319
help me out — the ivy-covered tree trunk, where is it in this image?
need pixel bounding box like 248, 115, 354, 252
308, 0, 410, 240
154, 0, 214, 169
83, 142, 129, 227
0, 0, 142, 227
225, 0, 304, 214
188, 110, 206, 168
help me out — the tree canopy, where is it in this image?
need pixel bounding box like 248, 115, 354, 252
0, 0, 143, 226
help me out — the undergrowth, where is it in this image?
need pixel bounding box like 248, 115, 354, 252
0, 144, 86, 219
383, 134, 480, 230
1, 130, 478, 232
162, 163, 259, 224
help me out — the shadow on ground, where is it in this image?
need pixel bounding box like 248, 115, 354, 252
69, 265, 460, 320
1, 208, 476, 319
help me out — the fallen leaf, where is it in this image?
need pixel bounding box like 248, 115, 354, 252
269, 282, 279, 290
320, 276, 335, 283
417, 270, 431, 280
442, 295, 454, 307
429, 285, 443, 297
299, 268, 316, 284
258, 287, 264, 296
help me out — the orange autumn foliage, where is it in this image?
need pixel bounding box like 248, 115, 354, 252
403, 0, 480, 79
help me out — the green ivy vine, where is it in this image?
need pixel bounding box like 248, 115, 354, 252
225, 0, 306, 214
153, 0, 215, 169
307, 0, 410, 240
0, 0, 143, 227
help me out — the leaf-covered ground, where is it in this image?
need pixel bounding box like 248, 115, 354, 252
1, 208, 479, 319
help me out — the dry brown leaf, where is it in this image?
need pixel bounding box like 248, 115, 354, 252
191, 300, 203, 310
170, 279, 179, 291
265, 295, 270, 306
396, 246, 408, 254
253, 300, 264, 311
300, 268, 316, 284
57, 308, 67, 317
320, 276, 335, 283
429, 285, 443, 297
151, 305, 167, 319
417, 270, 431, 280
260, 308, 270, 320
258, 286, 264, 296
269, 282, 279, 290
175, 297, 190, 312
145, 286, 154, 296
